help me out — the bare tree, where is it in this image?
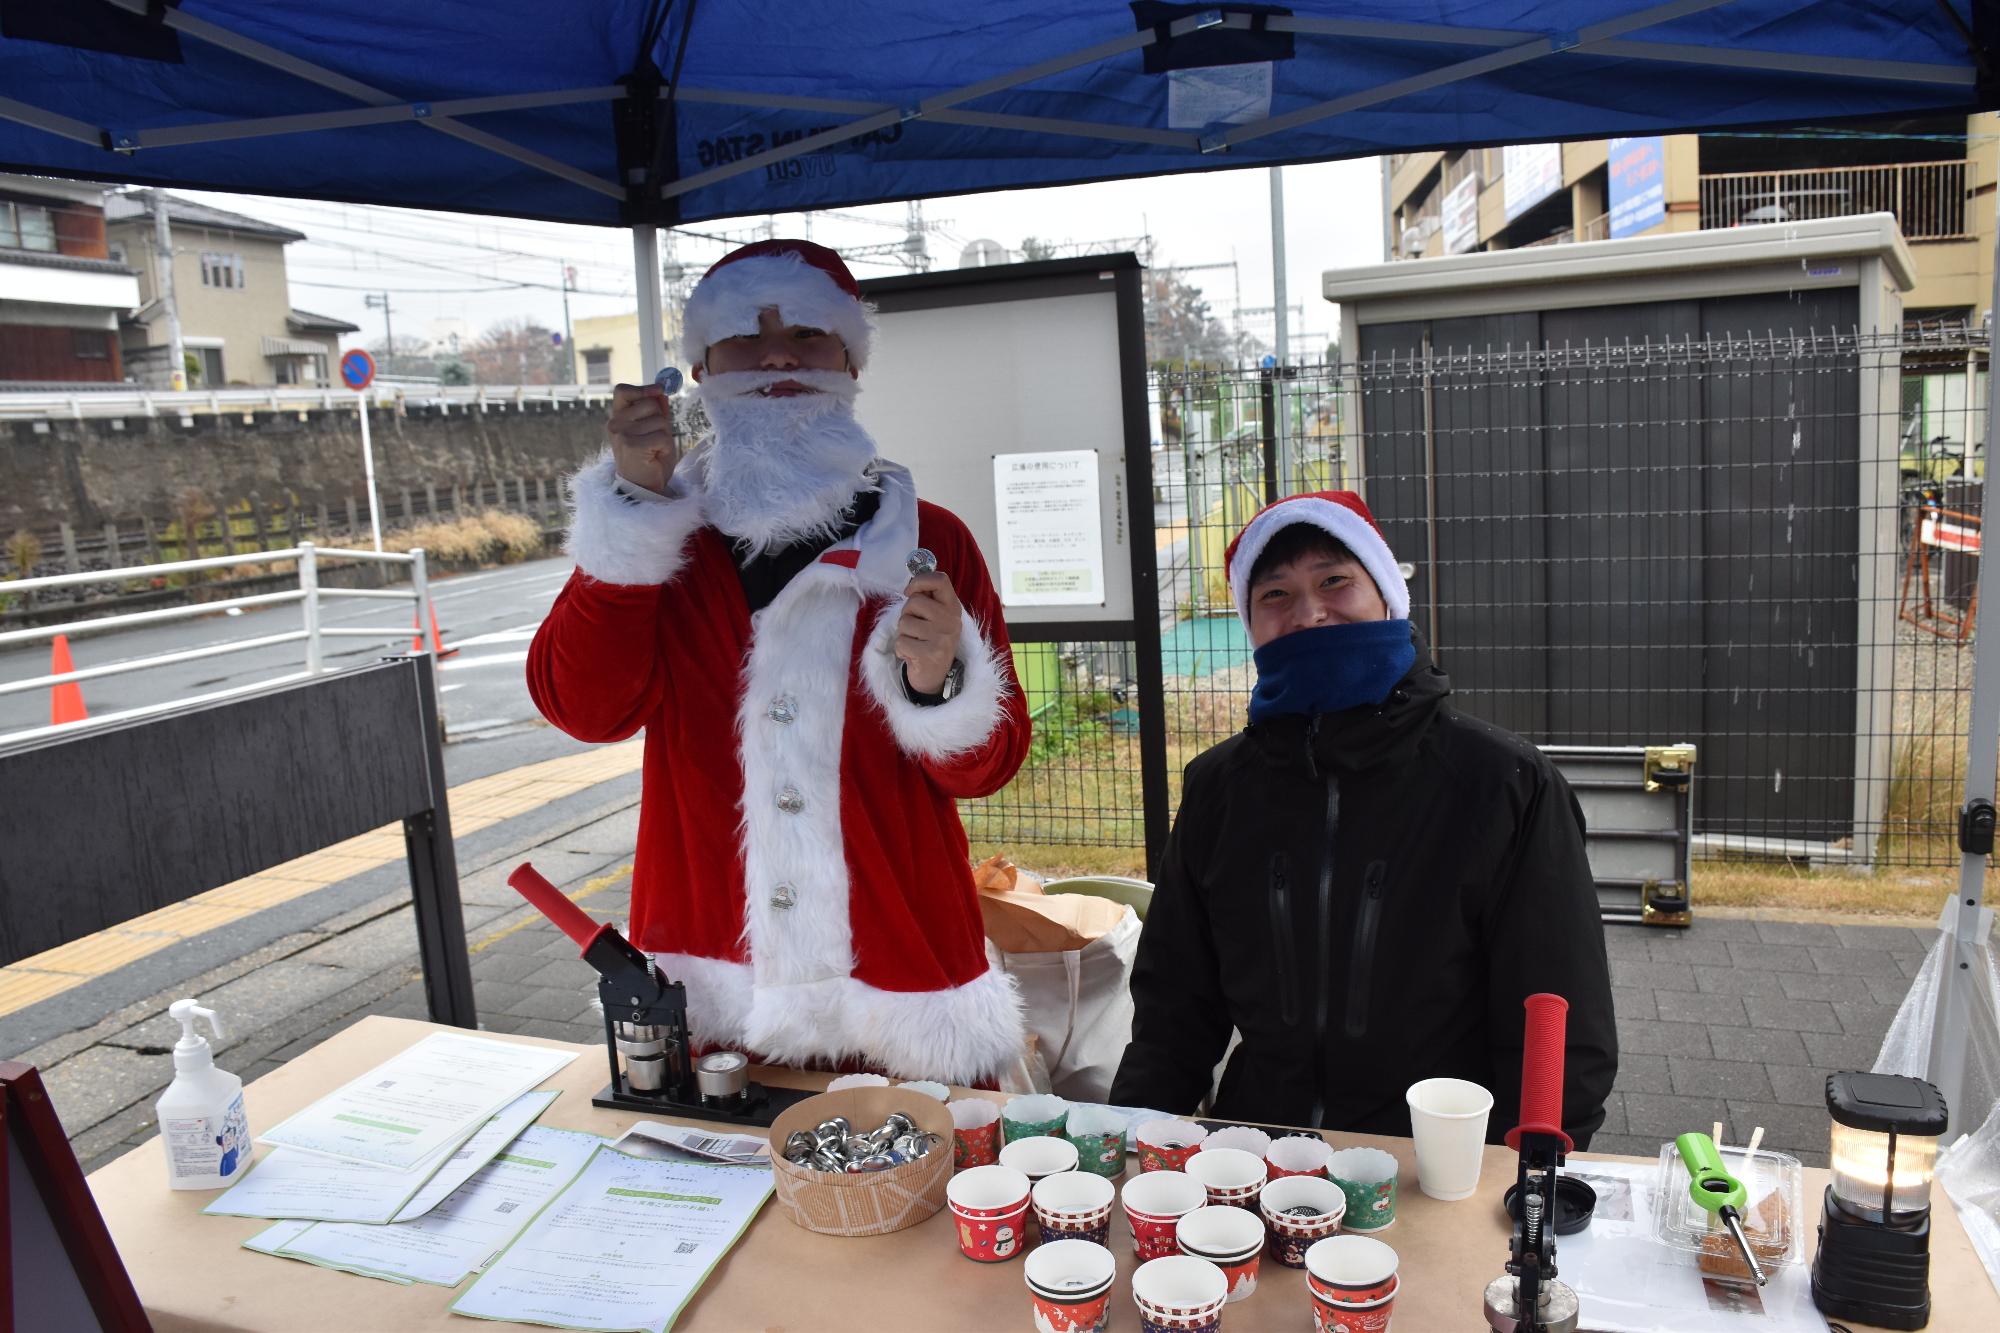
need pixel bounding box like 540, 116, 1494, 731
466, 318, 567, 385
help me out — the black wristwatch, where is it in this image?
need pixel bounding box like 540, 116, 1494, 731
902, 658, 965, 707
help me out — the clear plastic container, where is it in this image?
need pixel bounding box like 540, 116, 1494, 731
1649, 1143, 1805, 1283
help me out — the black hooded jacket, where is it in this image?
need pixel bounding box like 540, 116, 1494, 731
1108, 641, 1618, 1147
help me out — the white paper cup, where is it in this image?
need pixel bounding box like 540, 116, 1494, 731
1000, 1134, 1080, 1181
897, 1079, 951, 1102
1405, 1077, 1495, 1201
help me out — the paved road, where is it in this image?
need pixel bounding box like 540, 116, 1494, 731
1, 556, 577, 769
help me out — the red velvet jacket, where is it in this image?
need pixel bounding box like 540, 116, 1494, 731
527, 453, 1031, 1082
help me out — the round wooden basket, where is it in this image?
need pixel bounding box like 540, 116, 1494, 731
766, 1088, 955, 1237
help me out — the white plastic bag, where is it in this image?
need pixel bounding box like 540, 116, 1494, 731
992, 907, 1142, 1103
1872, 896, 2000, 1295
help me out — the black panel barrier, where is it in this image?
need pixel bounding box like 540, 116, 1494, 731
0, 655, 475, 1026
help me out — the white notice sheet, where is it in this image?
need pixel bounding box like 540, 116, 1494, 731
271, 1125, 604, 1288
450, 1144, 774, 1332
207, 1090, 556, 1224
993, 450, 1104, 607
259, 1033, 574, 1170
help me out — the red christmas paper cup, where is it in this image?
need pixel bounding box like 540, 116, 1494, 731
1135, 1117, 1208, 1173
1121, 1170, 1205, 1263
949, 1098, 1002, 1169
1306, 1234, 1400, 1304
1260, 1174, 1349, 1268
1267, 1133, 1335, 1181
1311, 1283, 1398, 1333
1025, 1238, 1116, 1333
946, 1164, 1031, 1262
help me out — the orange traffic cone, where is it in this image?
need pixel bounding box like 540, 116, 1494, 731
50, 634, 88, 725
411, 603, 460, 659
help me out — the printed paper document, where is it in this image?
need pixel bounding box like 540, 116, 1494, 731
208, 1090, 555, 1223
259, 1033, 573, 1170
450, 1144, 773, 1332
265, 1125, 603, 1288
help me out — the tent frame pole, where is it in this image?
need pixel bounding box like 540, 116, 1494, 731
1927, 213, 2000, 1142
634, 227, 665, 382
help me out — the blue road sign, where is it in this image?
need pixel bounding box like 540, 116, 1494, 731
340, 348, 376, 391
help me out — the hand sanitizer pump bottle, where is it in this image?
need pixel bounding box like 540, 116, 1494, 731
155, 999, 250, 1190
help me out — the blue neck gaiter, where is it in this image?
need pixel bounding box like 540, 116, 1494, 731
1248, 619, 1417, 724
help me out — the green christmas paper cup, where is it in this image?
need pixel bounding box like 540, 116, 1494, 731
1064, 1104, 1129, 1179
1326, 1146, 1399, 1231
1001, 1093, 1070, 1145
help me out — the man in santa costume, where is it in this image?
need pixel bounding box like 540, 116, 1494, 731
527, 239, 1031, 1084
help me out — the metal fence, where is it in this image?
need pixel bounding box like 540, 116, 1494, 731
0, 542, 441, 748
962, 327, 1984, 871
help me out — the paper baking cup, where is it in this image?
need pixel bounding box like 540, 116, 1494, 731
1204, 1124, 1273, 1157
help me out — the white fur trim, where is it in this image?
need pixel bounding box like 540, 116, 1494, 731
736, 577, 860, 998
858, 602, 1012, 761
646, 954, 1027, 1083
564, 451, 705, 586
1227, 497, 1410, 629
650, 950, 756, 1051
680, 252, 876, 370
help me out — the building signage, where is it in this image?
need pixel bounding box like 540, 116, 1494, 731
1608, 136, 1667, 239
1441, 173, 1480, 255
1502, 143, 1563, 222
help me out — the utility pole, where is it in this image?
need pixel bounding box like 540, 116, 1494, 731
364, 292, 394, 372
1269, 166, 1292, 488
149, 190, 186, 391
560, 264, 577, 384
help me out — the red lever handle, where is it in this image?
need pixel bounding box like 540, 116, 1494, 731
1504, 992, 1574, 1152
508, 862, 605, 952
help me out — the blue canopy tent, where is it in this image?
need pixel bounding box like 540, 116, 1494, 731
3, 0, 1999, 1132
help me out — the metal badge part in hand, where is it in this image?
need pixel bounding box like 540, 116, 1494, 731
906, 548, 937, 577
653, 365, 683, 395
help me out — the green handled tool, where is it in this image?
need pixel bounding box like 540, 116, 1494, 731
1675, 1132, 1767, 1286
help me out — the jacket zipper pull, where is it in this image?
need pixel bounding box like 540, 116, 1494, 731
1304, 713, 1321, 779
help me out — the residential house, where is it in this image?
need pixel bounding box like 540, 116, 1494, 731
571, 306, 685, 387
105, 191, 354, 387
1383, 111, 1997, 325
0, 174, 140, 384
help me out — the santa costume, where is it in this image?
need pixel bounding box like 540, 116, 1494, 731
527, 240, 1032, 1084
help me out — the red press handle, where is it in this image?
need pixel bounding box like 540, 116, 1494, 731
508, 862, 609, 953
1504, 992, 1574, 1152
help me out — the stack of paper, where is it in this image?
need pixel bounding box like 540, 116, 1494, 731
245, 1124, 604, 1288
257, 1033, 576, 1171
208, 1090, 558, 1225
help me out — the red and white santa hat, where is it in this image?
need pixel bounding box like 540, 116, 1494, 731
1223, 490, 1410, 630
680, 238, 876, 370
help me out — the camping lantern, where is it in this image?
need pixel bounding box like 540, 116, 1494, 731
1810, 1072, 1948, 1331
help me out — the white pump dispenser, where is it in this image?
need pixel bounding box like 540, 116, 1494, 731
154, 999, 250, 1189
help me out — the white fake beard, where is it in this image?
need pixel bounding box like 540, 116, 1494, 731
692, 367, 879, 556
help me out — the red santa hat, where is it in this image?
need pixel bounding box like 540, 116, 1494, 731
1223, 490, 1410, 630
680, 238, 876, 370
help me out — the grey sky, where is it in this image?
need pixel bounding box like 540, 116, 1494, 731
182, 154, 1385, 362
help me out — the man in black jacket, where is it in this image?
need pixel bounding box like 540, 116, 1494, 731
1109, 491, 1617, 1146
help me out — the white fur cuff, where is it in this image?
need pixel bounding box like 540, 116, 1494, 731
860, 605, 1013, 761
564, 451, 705, 586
